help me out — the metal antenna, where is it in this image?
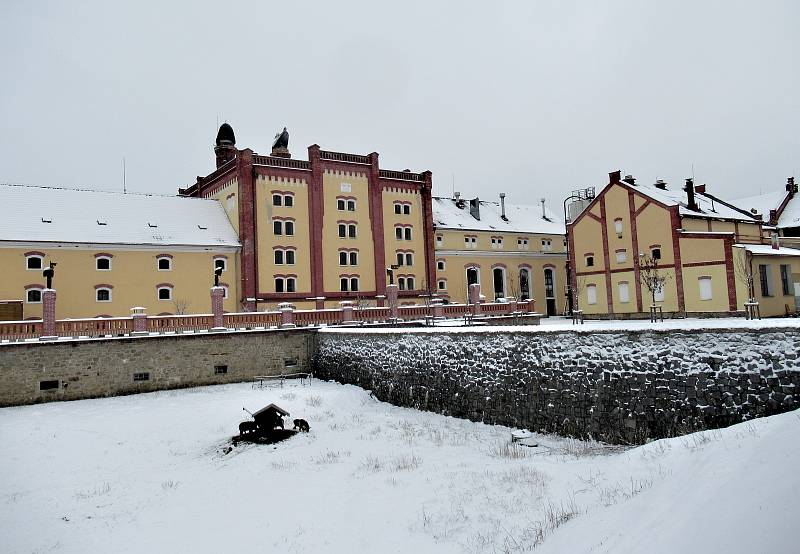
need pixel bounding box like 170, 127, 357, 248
122, 157, 126, 194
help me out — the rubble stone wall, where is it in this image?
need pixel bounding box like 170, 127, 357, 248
0, 329, 315, 407
314, 328, 800, 444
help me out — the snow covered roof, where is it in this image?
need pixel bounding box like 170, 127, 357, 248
731, 190, 800, 230
734, 244, 800, 257
0, 184, 240, 248
432, 197, 565, 235
628, 182, 758, 222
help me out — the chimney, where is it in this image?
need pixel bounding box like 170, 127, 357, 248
540, 198, 546, 219
694, 184, 706, 194
622, 174, 636, 186
684, 178, 698, 212
499, 193, 507, 221
771, 232, 780, 250
654, 179, 668, 190
769, 209, 778, 225
787, 177, 797, 195
609, 170, 621, 185
454, 191, 461, 201
469, 198, 481, 221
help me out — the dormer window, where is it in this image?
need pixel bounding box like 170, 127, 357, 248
97, 220, 107, 226
148, 222, 158, 228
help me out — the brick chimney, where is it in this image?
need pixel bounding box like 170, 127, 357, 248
771, 232, 780, 250
469, 198, 481, 221
787, 177, 797, 195
609, 170, 621, 185
684, 178, 698, 212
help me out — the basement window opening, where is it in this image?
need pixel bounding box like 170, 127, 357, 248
39, 380, 59, 391
214, 365, 228, 375
133, 372, 150, 382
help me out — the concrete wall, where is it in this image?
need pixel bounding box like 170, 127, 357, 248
314, 328, 800, 444
0, 329, 315, 407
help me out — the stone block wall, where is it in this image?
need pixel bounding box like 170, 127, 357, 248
0, 329, 315, 407
314, 328, 800, 444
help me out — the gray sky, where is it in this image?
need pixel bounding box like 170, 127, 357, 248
1, 0, 798, 212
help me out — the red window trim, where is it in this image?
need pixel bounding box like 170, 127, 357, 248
94, 283, 114, 290
155, 283, 174, 289
94, 252, 114, 259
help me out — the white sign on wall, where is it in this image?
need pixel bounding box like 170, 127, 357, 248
340, 183, 352, 192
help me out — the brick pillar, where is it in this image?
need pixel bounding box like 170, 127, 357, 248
278, 302, 295, 328
40, 289, 57, 340
469, 283, 482, 316
131, 307, 148, 335
211, 287, 226, 330
340, 301, 354, 324
386, 284, 399, 320
431, 297, 444, 319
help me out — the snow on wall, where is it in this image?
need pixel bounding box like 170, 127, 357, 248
315, 328, 800, 443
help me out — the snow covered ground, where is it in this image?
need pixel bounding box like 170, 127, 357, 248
1, 381, 797, 553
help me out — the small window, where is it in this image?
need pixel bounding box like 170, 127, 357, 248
398, 277, 406, 290
397, 253, 404, 266
586, 255, 594, 267
541, 239, 552, 252
285, 221, 294, 236
157, 287, 172, 301
338, 224, 346, 238
133, 372, 150, 382
587, 284, 597, 305
395, 227, 403, 240
436, 235, 443, 245
214, 365, 228, 375
340, 278, 348, 292
272, 194, 282, 206
339, 251, 348, 265
616, 250, 627, 264
699, 276, 713, 301
286, 250, 295, 265
26, 289, 42, 303
350, 277, 359, 292
437, 260, 445, 271
39, 380, 59, 391
496, 237, 503, 249
404, 228, 412, 240
394, 204, 402, 215
406, 277, 414, 289
284, 195, 293, 207
405, 253, 413, 266
614, 218, 623, 235
26, 255, 43, 270
275, 250, 285, 264
618, 282, 630, 303
347, 200, 356, 211
651, 248, 661, 260
275, 278, 285, 293
759, 265, 772, 297
403, 205, 410, 215
781, 264, 791, 296
96, 257, 111, 270
96, 288, 112, 302
438, 280, 447, 290
654, 286, 665, 302
337, 199, 346, 211
349, 252, 358, 265
348, 224, 356, 238
214, 258, 227, 271
286, 278, 296, 293
157, 257, 171, 270
274, 221, 283, 235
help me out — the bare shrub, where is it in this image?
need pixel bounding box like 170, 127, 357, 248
360, 455, 385, 472
305, 394, 322, 407
74, 482, 112, 499
280, 392, 297, 401
313, 450, 350, 464
391, 453, 422, 471
270, 459, 296, 471
488, 441, 530, 460
161, 480, 180, 491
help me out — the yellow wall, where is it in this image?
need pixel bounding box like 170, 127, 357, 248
205, 177, 240, 234
256, 174, 312, 295
321, 170, 376, 293
0, 246, 239, 319
382, 188, 427, 289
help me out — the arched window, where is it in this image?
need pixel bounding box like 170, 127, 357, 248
96, 287, 112, 302
519, 268, 531, 300
95, 256, 112, 271
157, 257, 172, 271
492, 267, 506, 300
157, 286, 173, 301
339, 252, 348, 265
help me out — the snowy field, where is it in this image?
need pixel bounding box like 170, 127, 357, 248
1, 381, 797, 553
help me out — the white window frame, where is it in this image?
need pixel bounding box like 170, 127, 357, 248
586, 284, 597, 305
618, 282, 630, 303
614, 218, 624, 235
405, 253, 413, 266
95, 256, 112, 271
437, 279, 447, 290
96, 287, 113, 303
437, 260, 445, 271
157, 286, 173, 301
157, 257, 172, 271
214, 258, 227, 272
436, 235, 443, 246
26, 255, 44, 271
26, 288, 43, 304
616, 250, 627, 264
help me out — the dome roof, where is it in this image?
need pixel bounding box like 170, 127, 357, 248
215, 123, 236, 146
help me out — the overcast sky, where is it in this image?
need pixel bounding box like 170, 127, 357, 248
1, 0, 798, 212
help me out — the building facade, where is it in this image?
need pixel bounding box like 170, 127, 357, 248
432, 194, 567, 315
568, 171, 800, 317
179, 124, 436, 310
0, 184, 241, 320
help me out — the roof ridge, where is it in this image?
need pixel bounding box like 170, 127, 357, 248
0, 182, 214, 201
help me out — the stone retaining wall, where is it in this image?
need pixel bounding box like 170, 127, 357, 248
314, 328, 800, 444
0, 329, 315, 407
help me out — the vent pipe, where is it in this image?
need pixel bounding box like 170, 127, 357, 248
499, 193, 507, 221
684, 178, 698, 212
654, 179, 668, 190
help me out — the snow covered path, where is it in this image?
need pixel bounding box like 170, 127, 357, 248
1, 381, 797, 553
